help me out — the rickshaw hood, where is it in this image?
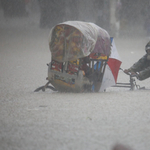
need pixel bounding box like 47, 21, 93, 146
49, 21, 111, 62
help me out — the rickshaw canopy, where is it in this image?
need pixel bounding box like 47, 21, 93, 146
49, 21, 111, 62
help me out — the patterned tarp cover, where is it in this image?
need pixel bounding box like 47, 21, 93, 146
49, 21, 111, 62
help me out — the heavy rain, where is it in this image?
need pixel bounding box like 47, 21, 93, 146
0, 0, 150, 150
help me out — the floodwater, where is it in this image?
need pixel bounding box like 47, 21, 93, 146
0, 11, 150, 150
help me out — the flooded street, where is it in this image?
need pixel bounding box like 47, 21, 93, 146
0, 10, 150, 150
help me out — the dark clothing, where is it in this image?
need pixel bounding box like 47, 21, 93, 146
128, 54, 150, 80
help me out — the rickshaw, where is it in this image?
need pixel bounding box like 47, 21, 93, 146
34, 21, 144, 92
35, 21, 112, 92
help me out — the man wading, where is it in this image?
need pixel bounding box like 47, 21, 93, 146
124, 41, 150, 80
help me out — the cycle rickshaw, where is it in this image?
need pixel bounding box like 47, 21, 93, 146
35, 21, 143, 93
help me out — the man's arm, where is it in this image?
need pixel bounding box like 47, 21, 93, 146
138, 66, 150, 80
129, 54, 147, 72
124, 55, 147, 74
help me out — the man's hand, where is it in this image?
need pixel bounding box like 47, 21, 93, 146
130, 72, 139, 79
124, 69, 139, 79
124, 69, 131, 75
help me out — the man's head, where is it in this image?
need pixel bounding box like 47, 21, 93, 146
145, 41, 150, 60
147, 49, 150, 55
145, 41, 150, 53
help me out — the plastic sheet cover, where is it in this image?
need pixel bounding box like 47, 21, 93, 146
49, 21, 111, 62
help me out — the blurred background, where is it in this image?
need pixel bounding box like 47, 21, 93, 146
0, 0, 150, 38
